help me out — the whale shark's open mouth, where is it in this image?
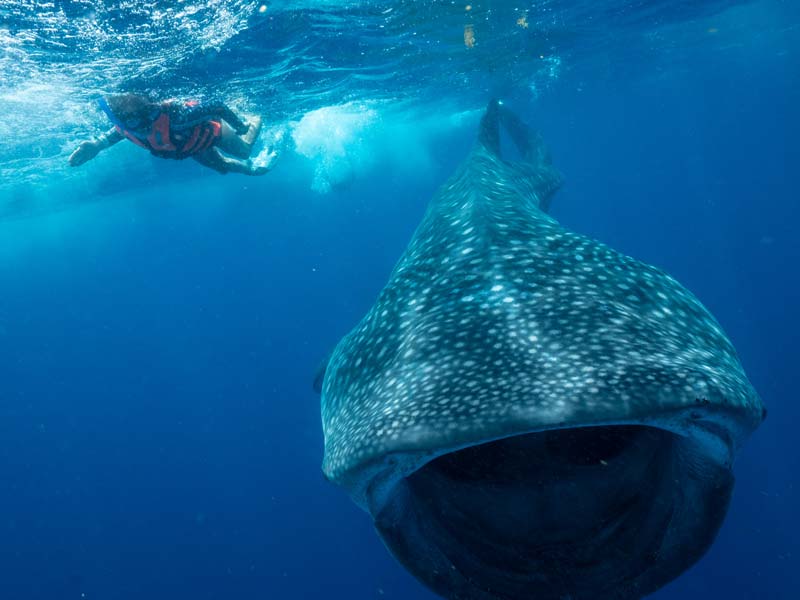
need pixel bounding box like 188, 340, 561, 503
375, 424, 733, 600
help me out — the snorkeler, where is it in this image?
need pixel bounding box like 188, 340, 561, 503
69, 93, 277, 175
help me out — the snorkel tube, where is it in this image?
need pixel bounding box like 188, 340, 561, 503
97, 97, 127, 130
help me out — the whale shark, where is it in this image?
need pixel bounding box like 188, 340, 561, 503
317, 101, 765, 599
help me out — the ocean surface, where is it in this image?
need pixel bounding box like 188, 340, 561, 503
0, 1, 797, 598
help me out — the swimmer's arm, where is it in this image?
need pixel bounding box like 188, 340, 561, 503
180, 103, 249, 134
68, 128, 123, 166
95, 127, 124, 149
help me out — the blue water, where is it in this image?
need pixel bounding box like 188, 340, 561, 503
0, 1, 797, 598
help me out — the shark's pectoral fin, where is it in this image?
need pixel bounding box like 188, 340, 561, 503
313, 351, 333, 394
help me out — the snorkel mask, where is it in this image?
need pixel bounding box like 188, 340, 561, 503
98, 96, 159, 133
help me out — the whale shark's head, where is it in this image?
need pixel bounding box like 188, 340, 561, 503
319, 102, 764, 599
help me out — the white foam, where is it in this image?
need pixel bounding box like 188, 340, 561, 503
290, 103, 378, 193
289, 102, 481, 194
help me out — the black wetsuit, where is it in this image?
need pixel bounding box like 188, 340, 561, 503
164, 101, 249, 136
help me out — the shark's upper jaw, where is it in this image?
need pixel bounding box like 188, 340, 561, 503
320, 102, 764, 600
321, 191, 762, 508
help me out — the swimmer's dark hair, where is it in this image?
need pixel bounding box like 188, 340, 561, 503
105, 92, 157, 123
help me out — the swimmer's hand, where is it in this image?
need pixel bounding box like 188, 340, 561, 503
69, 141, 100, 167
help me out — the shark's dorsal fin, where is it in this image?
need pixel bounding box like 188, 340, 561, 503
475, 99, 562, 212
477, 99, 503, 156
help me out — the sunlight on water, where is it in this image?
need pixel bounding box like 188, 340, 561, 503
0, 0, 785, 204
0, 0, 256, 79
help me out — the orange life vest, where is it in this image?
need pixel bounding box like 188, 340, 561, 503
116, 102, 222, 159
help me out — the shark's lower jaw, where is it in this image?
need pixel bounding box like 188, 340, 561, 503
374, 424, 733, 600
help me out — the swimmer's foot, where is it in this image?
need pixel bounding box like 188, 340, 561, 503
249, 146, 279, 175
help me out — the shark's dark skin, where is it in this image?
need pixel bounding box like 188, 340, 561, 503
317, 101, 764, 599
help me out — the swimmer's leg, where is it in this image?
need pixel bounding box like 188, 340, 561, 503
241, 116, 262, 148
217, 117, 263, 159
193, 147, 270, 176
